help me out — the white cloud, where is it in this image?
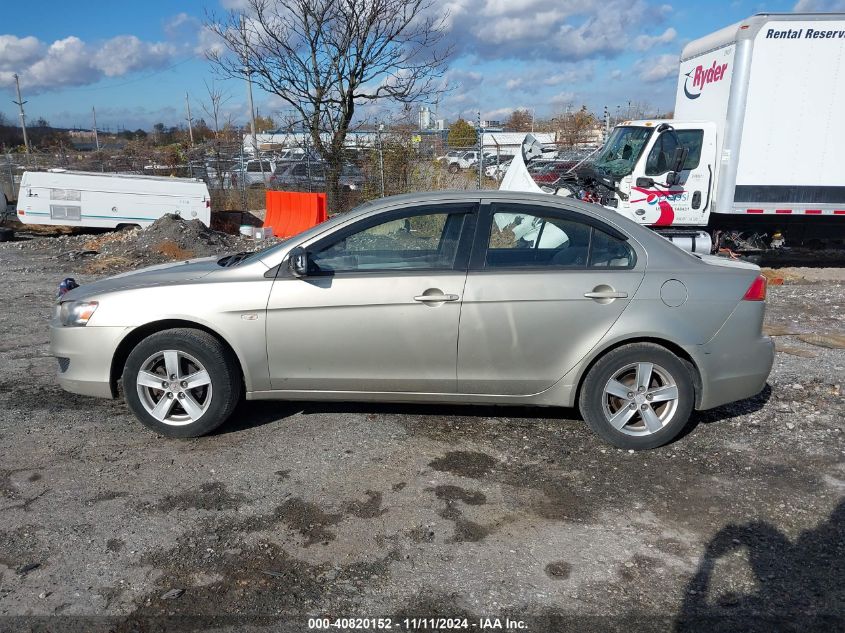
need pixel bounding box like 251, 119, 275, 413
633, 27, 677, 51
0, 35, 43, 71
93, 36, 176, 77
793, 0, 845, 10
0, 34, 179, 94
436, 0, 675, 62
550, 91, 577, 107
634, 53, 679, 83
164, 12, 199, 38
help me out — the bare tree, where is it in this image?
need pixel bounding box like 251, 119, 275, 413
206, 0, 451, 209
201, 80, 232, 190
504, 109, 533, 133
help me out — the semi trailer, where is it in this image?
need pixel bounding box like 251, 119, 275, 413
509, 13, 845, 252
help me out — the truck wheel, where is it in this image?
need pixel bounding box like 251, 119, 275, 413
448, 163, 459, 174
122, 328, 242, 438
578, 343, 694, 450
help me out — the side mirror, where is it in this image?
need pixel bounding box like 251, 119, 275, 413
665, 146, 689, 186
671, 146, 689, 173
635, 177, 655, 188
289, 246, 310, 277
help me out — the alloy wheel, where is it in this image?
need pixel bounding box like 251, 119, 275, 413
601, 362, 680, 436
136, 350, 213, 426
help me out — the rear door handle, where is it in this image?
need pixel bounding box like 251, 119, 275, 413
414, 294, 459, 302
584, 291, 628, 299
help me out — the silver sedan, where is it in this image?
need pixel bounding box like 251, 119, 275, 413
50, 191, 774, 449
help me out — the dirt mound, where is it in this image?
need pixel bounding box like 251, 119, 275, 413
15, 214, 279, 273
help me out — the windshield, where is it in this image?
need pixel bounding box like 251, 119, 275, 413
589, 126, 653, 179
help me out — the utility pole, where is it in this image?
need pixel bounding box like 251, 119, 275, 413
476, 111, 483, 190
377, 122, 385, 197
240, 15, 265, 186
92, 107, 100, 151
185, 92, 195, 146
12, 74, 30, 159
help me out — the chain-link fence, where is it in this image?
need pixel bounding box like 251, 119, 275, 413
2, 131, 512, 219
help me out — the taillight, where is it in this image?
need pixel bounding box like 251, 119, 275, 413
743, 275, 767, 301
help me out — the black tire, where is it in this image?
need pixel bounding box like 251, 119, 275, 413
578, 343, 694, 450
0, 227, 12, 243
448, 163, 459, 173
122, 328, 242, 438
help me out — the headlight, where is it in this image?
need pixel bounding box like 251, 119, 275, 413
59, 301, 99, 327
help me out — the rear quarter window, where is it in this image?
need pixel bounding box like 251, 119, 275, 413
588, 229, 636, 268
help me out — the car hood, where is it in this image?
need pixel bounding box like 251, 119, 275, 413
64, 256, 221, 300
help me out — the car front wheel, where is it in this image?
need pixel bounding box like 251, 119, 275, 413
579, 343, 694, 450
122, 328, 241, 437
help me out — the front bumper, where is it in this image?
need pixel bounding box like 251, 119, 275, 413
693, 301, 775, 410
49, 324, 131, 399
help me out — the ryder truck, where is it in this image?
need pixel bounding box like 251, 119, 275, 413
565, 12, 845, 251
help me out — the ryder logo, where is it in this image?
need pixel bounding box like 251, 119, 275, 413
683, 60, 728, 100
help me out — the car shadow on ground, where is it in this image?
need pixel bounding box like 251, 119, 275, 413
674, 498, 845, 632
216, 399, 572, 436
677, 383, 772, 441
218, 384, 772, 442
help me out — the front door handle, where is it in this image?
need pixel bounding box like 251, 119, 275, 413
584, 291, 628, 299
414, 293, 459, 302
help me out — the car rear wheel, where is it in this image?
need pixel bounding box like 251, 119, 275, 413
579, 343, 694, 450
448, 163, 459, 173
123, 328, 241, 438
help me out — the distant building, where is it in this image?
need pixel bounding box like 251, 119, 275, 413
482, 132, 555, 156
68, 129, 96, 141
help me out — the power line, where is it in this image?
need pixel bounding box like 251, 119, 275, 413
55, 57, 197, 94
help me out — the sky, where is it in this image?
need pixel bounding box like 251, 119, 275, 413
1, 0, 843, 132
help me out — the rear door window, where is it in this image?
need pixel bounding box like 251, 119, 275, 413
483, 207, 635, 269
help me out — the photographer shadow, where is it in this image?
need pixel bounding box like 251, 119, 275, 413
675, 500, 845, 632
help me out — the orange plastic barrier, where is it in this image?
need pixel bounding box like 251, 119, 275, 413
264, 191, 328, 238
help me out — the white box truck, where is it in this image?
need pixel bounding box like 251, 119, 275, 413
16, 170, 211, 229
543, 12, 845, 251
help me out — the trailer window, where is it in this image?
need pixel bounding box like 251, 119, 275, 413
50, 189, 81, 201
645, 130, 704, 175
50, 205, 81, 221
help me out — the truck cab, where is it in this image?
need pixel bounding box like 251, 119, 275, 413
571, 120, 717, 231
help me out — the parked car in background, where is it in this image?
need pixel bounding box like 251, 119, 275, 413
50, 190, 773, 450
446, 151, 494, 173
270, 161, 364, 191
485, 157, 513, 180
437, 151, 463, 163
532, 161, 576, 184
230, 159, 275, 188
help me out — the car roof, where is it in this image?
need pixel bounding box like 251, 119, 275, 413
362, 189, 614, 221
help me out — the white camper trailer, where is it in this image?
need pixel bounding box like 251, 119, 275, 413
16, 170, 211, 229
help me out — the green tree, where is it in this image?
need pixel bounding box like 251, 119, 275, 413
447, 118, 477, 148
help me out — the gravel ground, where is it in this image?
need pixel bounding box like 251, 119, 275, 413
0, 231, 843, 633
